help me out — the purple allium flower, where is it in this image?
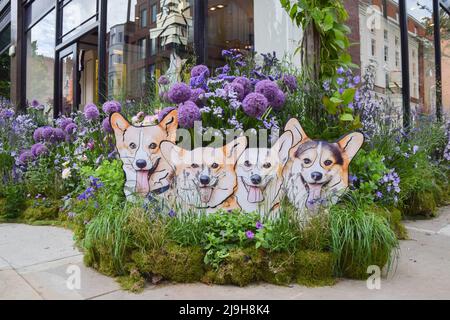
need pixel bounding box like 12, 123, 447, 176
168, 83, 191, 104
19, 150, 34, 164
84, 103, 100, 120
255, 80, 280, 103
33, 127, 44, 142
102, 101, 122, 114
158, 106, 177, 123
242, 93, 269, 118
271, 90, 286, 111
282, 74, 298, 92
158, 75, 170, 85
232, 76, 253, 95
190, 88, 206, 106
246, 231, 255, 239
31, 143, 49, 157
57, 117, 74, 131
191, 65, 210, 78
64, 123, 78, 135
225, 82, 245, 101
52, 128, 66, 142
178, 101, 201, 129
41, 126, 54, 141
31, 99, 40, 108
256, 221, 263, 230
102, 117, 113, 133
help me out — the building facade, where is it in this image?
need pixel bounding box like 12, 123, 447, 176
0, 0, 449, 120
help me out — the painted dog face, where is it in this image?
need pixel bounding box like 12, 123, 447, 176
111, 111, 178, 195
236, 131, 292, 205
161, 137, 247, 209
285, 119, 364, 210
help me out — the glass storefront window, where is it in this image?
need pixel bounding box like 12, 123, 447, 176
206, 0, 254, 68
60, 0, 98, 41
25, 0, 55, 28
26, 9, 56, 108
107, 0, 194, 101
406, 0, 436, 120
61, 52, 75, 114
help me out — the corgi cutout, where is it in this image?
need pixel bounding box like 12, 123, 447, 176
160, 137, 247, 213
111, 111, 178, 200
284, 119, 364, 221
235, 131, 293, 219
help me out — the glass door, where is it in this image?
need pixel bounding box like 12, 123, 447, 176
57, 44, 79, 115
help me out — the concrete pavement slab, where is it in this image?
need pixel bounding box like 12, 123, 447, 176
403, 206, 450, 233
17, 255, 120, 300
0, 270, 42, 300
0, 224, 80, 269
0, 257, 11, 271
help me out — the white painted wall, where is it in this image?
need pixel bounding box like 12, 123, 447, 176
253, 0, 302, 67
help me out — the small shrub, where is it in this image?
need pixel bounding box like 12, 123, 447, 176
22, 199, 61, 222
0, 184, 27, 220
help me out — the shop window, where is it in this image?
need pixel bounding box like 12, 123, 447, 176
151, 4, 158, 23
60, 0, 98, 42
25, 9, 56, 107
207, 0, 254, 68
140, 8, 148, 28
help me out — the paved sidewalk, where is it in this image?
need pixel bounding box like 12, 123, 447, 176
1, 207, 450, 300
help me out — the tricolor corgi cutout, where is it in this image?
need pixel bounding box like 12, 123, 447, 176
110, 111, 178, 200
284, 119, 364, 220
235, 131, 293, 218
160, 137, 247, 213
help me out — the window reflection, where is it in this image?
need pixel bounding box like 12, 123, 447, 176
26, 9, 56, 108
61, 0, 98, 41
207, 0, 254, 68
107, 0, 194, 101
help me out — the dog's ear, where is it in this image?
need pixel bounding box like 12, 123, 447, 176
160, 141, 184, 168
224, 136, 247, 163
110, 113, 130, 134
338, 132, 364, 162
285, 118, 308, 147
159, 110, 178, 142
273, 131, 293, 165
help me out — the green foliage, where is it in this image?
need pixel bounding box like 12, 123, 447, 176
22, 199, 61, 223
280, 0, 355, 79
0, 184, 27, 220
79, 160, 125, 201
329, 198, 399, 279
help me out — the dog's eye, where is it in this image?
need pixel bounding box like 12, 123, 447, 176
191, 163, 199, 169
149, 143, 158, 150
303, 158, 311, 164
129, 143, 137, 150
263, 163, 272, 169
324, 160, 333, 166
244, 161, 252, 167
211, 163, 219, 169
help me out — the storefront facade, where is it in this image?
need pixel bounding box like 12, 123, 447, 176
0, 0, 449, 121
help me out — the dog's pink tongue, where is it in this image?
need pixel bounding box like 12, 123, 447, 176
248, 186, 264, 203
136, 171, 150, 195
306, 184, 322, 210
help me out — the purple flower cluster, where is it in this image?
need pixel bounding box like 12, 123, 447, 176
33, 126, 66, 144
77, 176, 104, 201
102, 101, 122, 114
377, 169, 401, 203
282, 74, 298, 92
84, 103, 100, 120
31, 143, 49, 157
242, 93, 269, 118
168, 83, 191, 104
178, 101, 201, 128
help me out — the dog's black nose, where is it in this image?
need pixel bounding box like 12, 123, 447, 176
136, 159, 147, 169
311, 172, 323, 182
251, 174, 262, 185
199, 175, 211, 186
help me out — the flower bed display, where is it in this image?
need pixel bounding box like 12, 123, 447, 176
0, 49, 449, 291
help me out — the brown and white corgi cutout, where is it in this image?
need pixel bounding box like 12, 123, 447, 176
160, 137, 247, 213
110, 111, 178, 200
235, 131, 293, 219
284, 119, 364, 220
